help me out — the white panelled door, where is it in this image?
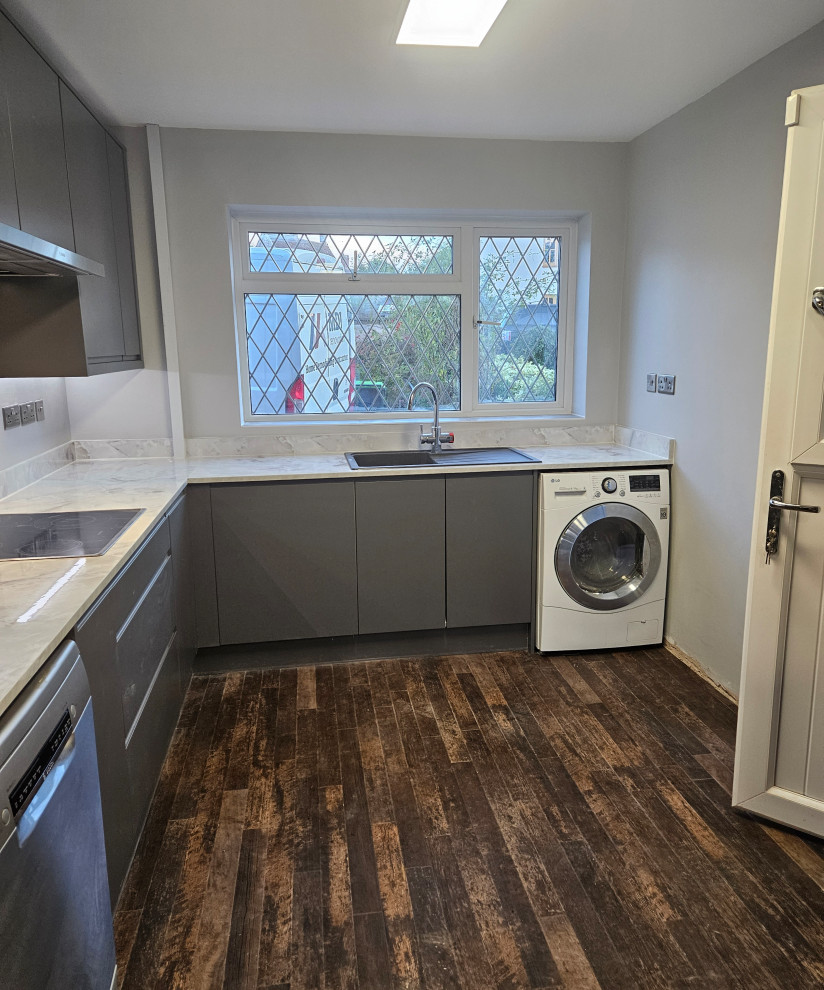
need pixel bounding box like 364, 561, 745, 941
734, 85, 824, 837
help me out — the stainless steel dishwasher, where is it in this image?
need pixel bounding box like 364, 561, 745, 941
0, 641, 116, 990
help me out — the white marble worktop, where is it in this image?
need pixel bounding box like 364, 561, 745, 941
185, 442, 670, 483
0, 442, 670, 717
0, 459, 189, 719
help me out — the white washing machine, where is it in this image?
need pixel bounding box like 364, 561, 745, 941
536, 468, 670, 652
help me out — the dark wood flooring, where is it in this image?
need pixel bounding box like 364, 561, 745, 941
114, 647, 824, 989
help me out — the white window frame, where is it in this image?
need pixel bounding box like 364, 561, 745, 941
230, 214, 576, 425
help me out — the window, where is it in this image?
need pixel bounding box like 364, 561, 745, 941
231, 218, 576, 422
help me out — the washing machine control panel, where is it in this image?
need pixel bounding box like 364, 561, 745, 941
543, 470, 668, 504
629, 474, 661, 492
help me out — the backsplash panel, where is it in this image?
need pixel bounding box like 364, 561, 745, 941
186, 423, 617, 458
0, 442, 75, 500
73, 438, 174, 460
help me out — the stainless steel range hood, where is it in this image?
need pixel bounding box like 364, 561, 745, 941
0, 220, 104, 277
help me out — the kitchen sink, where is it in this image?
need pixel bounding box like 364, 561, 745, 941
345, 447, 540, 469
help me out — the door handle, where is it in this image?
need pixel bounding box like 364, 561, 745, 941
812, 287, 824, 317
765, 470, 821, 564
769, 498, 820, 513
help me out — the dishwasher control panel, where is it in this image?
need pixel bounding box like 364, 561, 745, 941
10, 708, 72, 818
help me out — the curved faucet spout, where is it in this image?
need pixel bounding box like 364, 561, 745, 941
407, 382, 453, 453
407, 381, 439, 431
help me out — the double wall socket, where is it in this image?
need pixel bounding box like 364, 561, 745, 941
646, 373, 676, 395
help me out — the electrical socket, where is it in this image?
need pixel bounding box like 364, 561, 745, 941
657, 374, 676, 395
646, 373, 657, 393
20, 401, 36, 425
3, 404, 21, 429
35, 399, 45, 421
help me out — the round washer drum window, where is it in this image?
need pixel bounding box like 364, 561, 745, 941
554, 503, 662, 611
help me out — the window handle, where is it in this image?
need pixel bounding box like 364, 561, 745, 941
474, 318, 501, 328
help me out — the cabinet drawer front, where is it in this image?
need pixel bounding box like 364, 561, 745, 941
356, 477, 446, 634
117, 553, 175, 738
125, 635, 181, 832
79, 517, 171, 636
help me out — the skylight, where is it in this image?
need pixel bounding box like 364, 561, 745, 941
396, 0, 509, 47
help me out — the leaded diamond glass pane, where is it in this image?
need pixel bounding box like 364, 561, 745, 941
245, 293, 460, 415
248, 232, 453, 275
477, 236, 560, 404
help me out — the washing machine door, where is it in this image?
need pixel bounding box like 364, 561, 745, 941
555, 503, 661, 611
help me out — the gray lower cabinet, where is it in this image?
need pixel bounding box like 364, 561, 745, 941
168, 494, 197, 685
74, 494, 193, 906
356, 476, 446, 634
211, 481, 358, 644
446, 472, 534, 627
0, 12, 74, 250
200, 473, 534, 645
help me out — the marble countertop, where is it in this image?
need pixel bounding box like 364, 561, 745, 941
0, 443, 670, 718
185, 442, 670, 483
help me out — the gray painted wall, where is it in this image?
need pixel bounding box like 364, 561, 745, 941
157, 128, 628, 440
619, 22, 824, 693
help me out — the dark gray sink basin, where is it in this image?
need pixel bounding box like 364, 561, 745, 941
345, 447, 539, 469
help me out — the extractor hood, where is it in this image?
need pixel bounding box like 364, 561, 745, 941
0, 220, 104, 277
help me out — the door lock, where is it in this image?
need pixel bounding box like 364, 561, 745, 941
765, 469, 820, 564
812, 287, 824, 317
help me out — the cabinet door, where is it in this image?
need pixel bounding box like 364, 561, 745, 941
0, 13, 74, 249
168, 493, 197, 688
356, 477, 445, 634
0, 72, 18, 227
106, 134, 142, 359
61, 83, 126, 364
212, 481, 357, 644
446, 473, 534, 627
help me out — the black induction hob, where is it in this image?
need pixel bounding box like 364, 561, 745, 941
0, 509, 144, 560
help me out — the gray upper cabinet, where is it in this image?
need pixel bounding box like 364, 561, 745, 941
356, 477, 446, 634
211, 481, 358, 644
106, 134, 141, 360
0, 69, 17, 228
446, 473, 534, 628
0, 11, 142, 375
0, 12, 73, 250
60, 82, 127, 365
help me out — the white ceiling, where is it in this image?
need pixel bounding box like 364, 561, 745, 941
4, 0, 824, 141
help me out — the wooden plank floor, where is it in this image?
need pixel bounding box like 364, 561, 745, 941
114, 647, 824, 989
